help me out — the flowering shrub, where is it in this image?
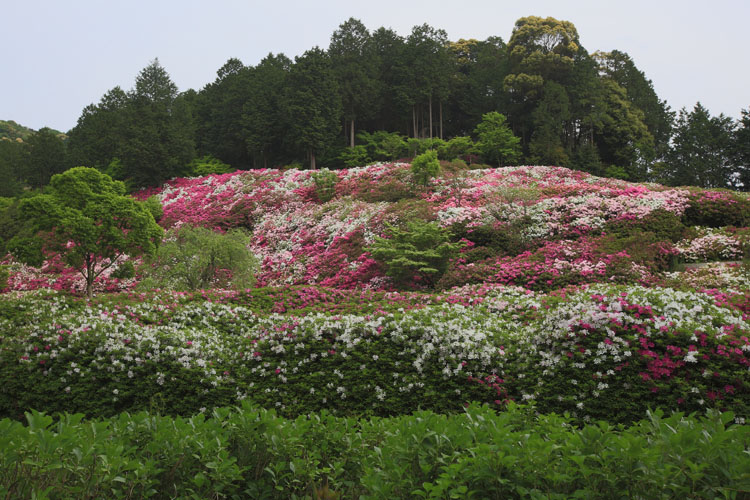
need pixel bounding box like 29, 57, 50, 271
2, 283, 747, 424
676, 229, 743, 262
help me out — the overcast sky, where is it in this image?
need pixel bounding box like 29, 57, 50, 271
3, 0, 748, 132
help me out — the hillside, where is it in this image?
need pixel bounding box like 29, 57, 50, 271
6, 162, 750, 294
2, 162, 749, 496
0, 119, 66, 142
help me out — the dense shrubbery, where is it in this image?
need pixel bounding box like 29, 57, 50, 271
1, 284, 747, 425
138, 224, 257, 291
2, 403, 748, 499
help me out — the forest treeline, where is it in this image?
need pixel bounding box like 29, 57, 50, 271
1, 16, 749, 194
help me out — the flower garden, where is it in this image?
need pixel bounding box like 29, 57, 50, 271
2, 163, 750, 498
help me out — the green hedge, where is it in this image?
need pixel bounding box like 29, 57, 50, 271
1, 403, 748, 499
1, 284, 748, 425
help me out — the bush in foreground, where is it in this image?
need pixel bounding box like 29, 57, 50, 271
1, 403, 748, 499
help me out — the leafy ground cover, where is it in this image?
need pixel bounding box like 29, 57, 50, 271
2, 403, 749, 499
1, 163, 749, 496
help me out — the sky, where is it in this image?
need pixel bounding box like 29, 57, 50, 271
2, 0, 748, 132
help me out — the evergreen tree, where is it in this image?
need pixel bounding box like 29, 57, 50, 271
731, 108, 750, 190
24, 128, 67, 189
663, 103, 735, 188
329, 18, 381, 148
194, 58, 255, 167
285, 48, 342, 170
242, 53, 293, 168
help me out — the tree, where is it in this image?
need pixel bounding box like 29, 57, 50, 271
406, 24, 452, 139
285, 47, 342, 169
329, 18, 381, 148
243, 53, 293, 168
447, 37, 510, 137
194, 58, 255, 167
732, 108, 750, 190
366, 220, 462, 288
0, 139, 26, 196
473, 112, 521, 167
662, 103, 734, 188
24, 128, 67, 188
68, 60, 195, 188
411, 150, 440, 185
66, 86, 130, 171
140, 225, 255, 291
371, 27, 411, 134
528, 81, 571, 166
594, 50, 674, 159
12, 167, 163, 298
121, 59, 195, 187
593, 79, 655, 181
504, 16, 581, 145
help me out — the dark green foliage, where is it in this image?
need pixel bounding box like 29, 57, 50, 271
733, 108, 750, 191
604, 208, 687, 243
329, 18, 381, 148
683, 190, 750, 228
662, 103, 735, 188
67, 61, 195, 189
286, 47, 342, 170
410, 149, 440, 185
0, 197, 26, 255
366, 220, 461, 287
193, 59, 255, 168
460, 221, 531, 257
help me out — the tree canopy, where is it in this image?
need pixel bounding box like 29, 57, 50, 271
12, 167, 163, 298
2, 16, 749, 192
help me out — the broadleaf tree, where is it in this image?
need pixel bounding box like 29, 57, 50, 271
12, 167, 164, 298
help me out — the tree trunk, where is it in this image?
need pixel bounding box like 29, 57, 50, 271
429, 96, 433, 140
439, 100, 443, 140
350, 120, 355, 148
309, 148, 316, 170
412, 106, 417, 139
86, 258, 94, 300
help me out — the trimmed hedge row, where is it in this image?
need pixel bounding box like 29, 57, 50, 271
1, 284, 748, 425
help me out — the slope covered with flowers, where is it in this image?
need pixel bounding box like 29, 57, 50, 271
127, 163, 746, 292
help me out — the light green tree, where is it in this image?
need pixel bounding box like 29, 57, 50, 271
411, 149, 440, 185
141, 225, 256, 291
473, 112, 521, 167
366, 220, 462, 288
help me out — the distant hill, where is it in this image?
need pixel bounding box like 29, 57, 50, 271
0, 120, 66, 142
